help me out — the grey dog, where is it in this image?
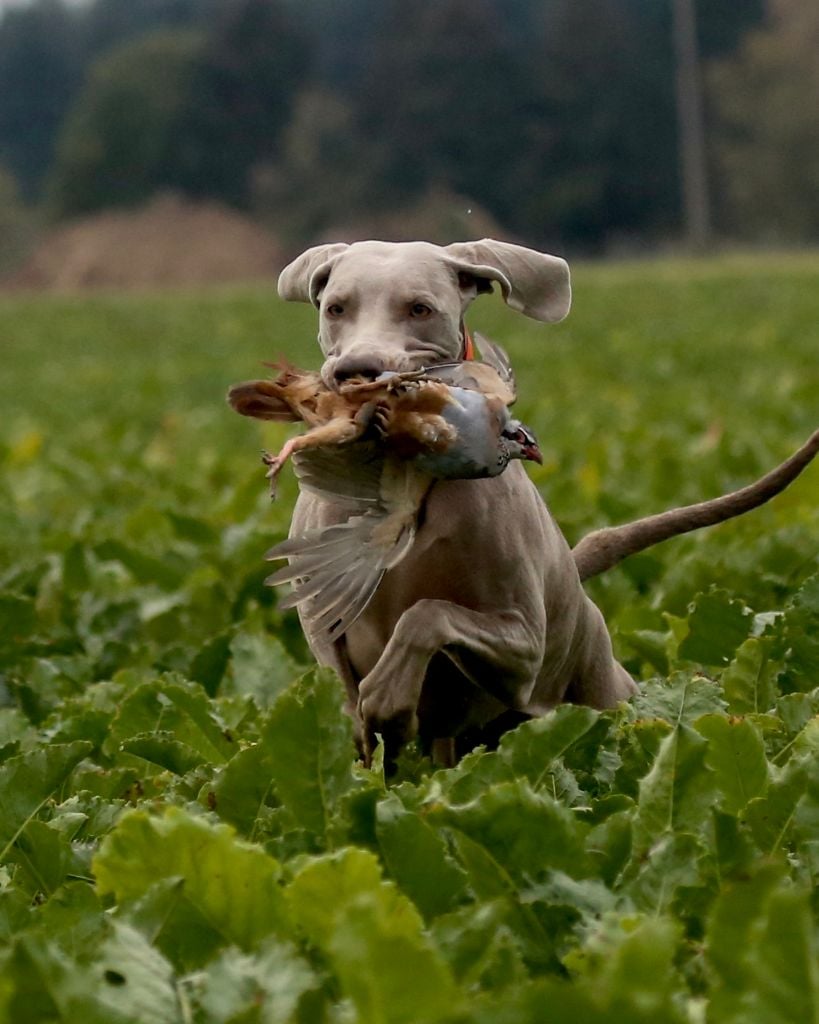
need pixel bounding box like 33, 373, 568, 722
271, 238, 818, 765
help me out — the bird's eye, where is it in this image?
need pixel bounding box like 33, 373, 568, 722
409, 303, 433, 319
326, 303, 345, 318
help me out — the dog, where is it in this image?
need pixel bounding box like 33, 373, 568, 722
262, 238, 818, 765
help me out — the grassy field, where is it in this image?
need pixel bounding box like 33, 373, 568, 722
1, 256, 818, 1022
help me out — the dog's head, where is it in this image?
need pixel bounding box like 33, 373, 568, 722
277, 239, 571, 388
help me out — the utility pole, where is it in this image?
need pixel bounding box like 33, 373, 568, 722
672, 0, 711, 251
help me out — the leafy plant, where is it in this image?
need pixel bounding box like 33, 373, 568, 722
0, 257, 818, 1021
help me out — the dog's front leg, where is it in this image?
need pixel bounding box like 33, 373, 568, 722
357, 598, 543, 767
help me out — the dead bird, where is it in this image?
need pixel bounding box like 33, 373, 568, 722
227, 335, 524, 493
228, 335, 542, 642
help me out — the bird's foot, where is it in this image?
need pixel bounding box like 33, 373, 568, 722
261, 450, 283, 499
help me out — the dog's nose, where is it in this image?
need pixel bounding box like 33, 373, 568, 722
332, 354, 386, 385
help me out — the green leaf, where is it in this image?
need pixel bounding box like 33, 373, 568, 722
744, 767, 807, 855
628, 672, 725, 725
0, 741, 91, 860
706, 865, 819, 1024
29, 880, 106, 951
5, 820, 76, 897
744, 716, 819, 852
0, 591, 37, 648
104, 676, 235, 764
187, 938, 319, 1024
164, 508, 218, 545
189, 628, 232, 696
119, 731, 208, 774
227, 629, 306, 707
721, 637, 777, 714
695, 713, 769, 814
595, 915, 688, 1023
766, 577, 819, 692
705, 862, 785, 998
561, 914, 688, 1023
447, 829, 518, 902
376, 793, 469, 920
6, 920, 180, 1024
62, 541, 91, 592
618, 627, 671, 675
431, 901, 528, 994
206, 742, 278, 836
746, 885, 819, 1024
428, 779, 587, 882
432, 748, 515, 805
631, 724, 715, 858
285, 847, 403, 947
94, 539, 185, 589
0, 708, 36, 751
124, 876, 231, 971
585, 806, 633, 886
93, 806, 288, 949
613, 718, 673, 799
260, 668, 355, 840
678, 589, 753, 665
327, 890, 461, 1024
625, 832, 708, 914
497, 704, 600, 787
286, 846, 460, 1024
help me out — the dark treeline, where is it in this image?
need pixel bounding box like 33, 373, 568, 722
0, 0, 816, 253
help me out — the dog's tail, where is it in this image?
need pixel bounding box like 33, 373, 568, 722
572, 427, 819, 582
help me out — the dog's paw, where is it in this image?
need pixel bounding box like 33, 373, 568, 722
358, 681, 419, 772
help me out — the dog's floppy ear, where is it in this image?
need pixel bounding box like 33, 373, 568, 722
278, 243, 350, 305
444, 239, 571, 323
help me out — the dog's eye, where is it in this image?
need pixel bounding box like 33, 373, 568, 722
326, 303, 345, 318
409, 303, 433, 319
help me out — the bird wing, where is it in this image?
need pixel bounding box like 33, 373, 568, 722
291, 442, 385, 508
473, 332, 516, 401
264, 508, 415, 642
266, 453, 432, 642
421, 335, 516, 406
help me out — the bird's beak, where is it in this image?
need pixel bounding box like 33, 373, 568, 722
519, 425, 543, 465
523, 441, 543, 465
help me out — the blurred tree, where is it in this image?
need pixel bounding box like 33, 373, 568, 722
709, 0, 819, 241
48, 0, 309, 216
518, 0, 681, 247
177, 0, 310, 205
251, 88, 381, 243
340, 0, 682, 249
0, 0, 84, 199
48, 30, 205, 216
0, 0, 779, 248
696, 0, 766, 57
80, 0, 217, 57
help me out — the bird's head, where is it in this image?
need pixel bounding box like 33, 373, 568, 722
500, 419, 543, 466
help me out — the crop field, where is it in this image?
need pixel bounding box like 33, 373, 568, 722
1, 254, 819, 1022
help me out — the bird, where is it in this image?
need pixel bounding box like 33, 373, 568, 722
227, 335, 542, 643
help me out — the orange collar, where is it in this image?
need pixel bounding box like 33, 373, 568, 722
461, 324, 475, 361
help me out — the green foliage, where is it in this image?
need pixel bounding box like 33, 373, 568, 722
0, 260, 818, 1020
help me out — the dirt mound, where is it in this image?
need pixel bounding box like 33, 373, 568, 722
7, 194, 284, 291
